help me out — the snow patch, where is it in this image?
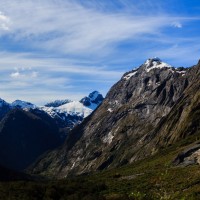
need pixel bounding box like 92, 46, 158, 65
103, 131, 114, 144
176, 70, 186, 74
107, 108, 113, 113
124, 71, 137, 80
57, 101, 94, 118
71, 162, 76, 169
41, 101, 97, 119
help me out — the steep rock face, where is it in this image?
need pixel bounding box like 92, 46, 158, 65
31, 58, 197, 177
140, 62, 200, 154
0, 109, 62, 171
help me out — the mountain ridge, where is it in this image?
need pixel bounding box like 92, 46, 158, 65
0, 91, 103, 171
30, 58, 200, 178
0, 91, 104, 133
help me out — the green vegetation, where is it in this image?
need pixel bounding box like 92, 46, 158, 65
0, 179, 106, 200
1, 135, 200, 200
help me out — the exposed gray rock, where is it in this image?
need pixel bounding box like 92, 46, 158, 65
30, 58, 200, 178
173, 144, 200, 166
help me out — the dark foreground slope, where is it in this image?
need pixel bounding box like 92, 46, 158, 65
0, 165, 32, 181
1, 137, 200, 200
31, 58, 200, 177
0, 109, 62, 171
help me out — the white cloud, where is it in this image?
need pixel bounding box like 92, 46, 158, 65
0, 0, 189, 56
10, 71, 20, 78
0, 1, 199, 104
0, 11, 10, 31
10, 68, 38, 79
172, 21, 182, 28
0, 50, 122, 104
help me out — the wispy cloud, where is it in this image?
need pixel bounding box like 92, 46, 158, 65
0, 0, 192, 56
0, 11, 10, 31
10, 67, 38, 78
172, 21, 182, 28
0, 0, 199, 104
0, 51, 123, 104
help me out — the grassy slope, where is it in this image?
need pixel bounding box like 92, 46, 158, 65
1, 134, 200, 200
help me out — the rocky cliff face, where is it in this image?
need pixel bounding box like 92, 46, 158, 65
31, 58, 200, 177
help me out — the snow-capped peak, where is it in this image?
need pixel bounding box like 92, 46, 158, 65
56, 101, 94, 118
144, 57, 172, 72
11, 100, 36, 109
80, 91, 104, 106
41, 91, 104, 119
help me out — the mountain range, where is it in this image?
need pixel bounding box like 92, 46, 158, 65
0, 58, 200, 199
29, 58, 200, 178
0, 90, 103, 131
0, 91, 103, 170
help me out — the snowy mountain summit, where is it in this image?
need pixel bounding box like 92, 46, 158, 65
80, 91, 103, 107
0, 91, 104, 138
123, 57, 186, 81
11, 100, 36, 109
144, 57, 172, 72
43, 91, 104, 119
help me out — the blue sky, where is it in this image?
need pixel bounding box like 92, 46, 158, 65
0, 0, 200, 105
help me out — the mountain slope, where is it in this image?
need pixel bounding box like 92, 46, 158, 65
0, 91, 103, 139
39, 91, 103, 135
31, 58, 200, 177
140, 62, 200, 155
11, 100, 36, 109
0, 109, 62, 171
0, 99, 11, 120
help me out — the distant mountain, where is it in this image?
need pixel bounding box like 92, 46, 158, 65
44, 99, 72, 108
42, 91, 103, 118
39, 91, 103, 132
0, 91, 103, 171
11, 100, 36, 109
0, 91, 104, 135
30, 58, 200, 177
80, 91, 104, 107
0, 99, 11, 120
